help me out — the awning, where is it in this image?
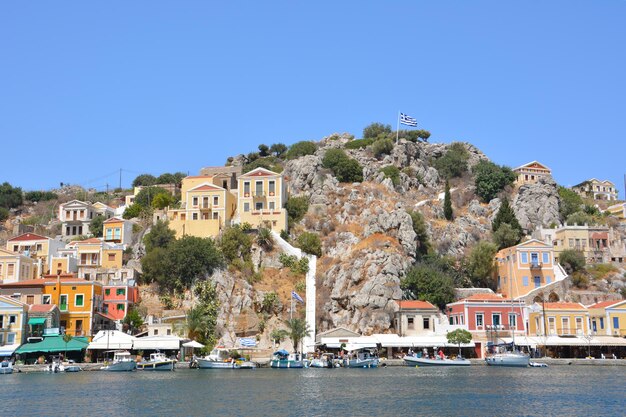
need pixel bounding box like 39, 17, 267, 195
0, 344, 20, 356
15, 336, 89, 354
320, 336, 378, 349
88, 330, 135, 350
504, 336, 626, 347
28, 317, 46, 325
182, 340, 204, 348
132, 336, 181, 350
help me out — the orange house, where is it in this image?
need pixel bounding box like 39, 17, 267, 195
103, 284, 139, 321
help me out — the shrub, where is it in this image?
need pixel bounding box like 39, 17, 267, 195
322, 149, 348, 170
256, 227, 274, 250
24, 191, 58, 202
401, 261, 456, 310
219, 225, 252, 263
295, 280, 306, 293
371, 138, 394, 158
296, 232, 322, 257
408, 211, 430, 257
285, 196, 309, 225
261, 292, 279, 314
345, 138, 373, 149
492, 197, 522, 234
123, 203, 143, 219
379, 166, 400, 186
0, 207, 9, 221
0, 182, 23, 209
286, 141, 317, 160
493, 223, 521, 250
280, 229, 289, 241
398, 129, 431, 142
566, 211, 595, 226
558, 187, 583, 221
559, 249, 586, 274
322, 149, 363, 183
269, 143, 288, 158
433, 142, 469, 179
151, 193, 175, 210
473, 160, 516, 203
243, 156, 282, 174
363, 122, 392, 139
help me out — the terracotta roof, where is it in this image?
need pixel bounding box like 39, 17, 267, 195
29, 304, 56, 313
8, 233, 49, 242
587, 300, 622, 309
188, 184, 223, 192
96, 311, 117, 321
184, 175, 211, 179
240, 167, 278, 177
543, 302, 586, 310
73, 238, 103, 244
103, 217, 124, 224
397, 300, 437, 309
463, 293, 505, 301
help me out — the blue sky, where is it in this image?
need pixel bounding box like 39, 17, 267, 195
1, 1, 624, 196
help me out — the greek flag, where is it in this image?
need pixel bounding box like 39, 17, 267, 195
291, 291, 304, 303
238, 337, 257, 347
400, 113, 418, 127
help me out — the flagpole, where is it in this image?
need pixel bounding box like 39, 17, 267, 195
290, 294, 293, 321
396, 111, 400, 143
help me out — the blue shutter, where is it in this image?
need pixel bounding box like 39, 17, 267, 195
534, 276, 541, 288
613, 317, 619, 330
542, 252, 549, 264
521, 253, 528, 264
523, 276, 529, 286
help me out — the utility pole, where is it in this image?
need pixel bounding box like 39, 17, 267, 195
106, 183, 109, 193
119, 168, 122, 190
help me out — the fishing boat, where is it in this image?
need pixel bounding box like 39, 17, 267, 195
196, 348, 240, 369
342, 349, 379, 368
310, 353, 337, 368
270, 350, 304, 368
0, 360, 13, 374
136, 352, 175, 371
403, 355, 471, 367
101, 351, 136, 372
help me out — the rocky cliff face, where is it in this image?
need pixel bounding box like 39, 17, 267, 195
513, 177, 561, 230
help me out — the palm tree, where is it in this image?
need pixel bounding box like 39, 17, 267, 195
178, 305, 210, 342
62, 333, 73, 361
256, 227, 274, 250
286, 318, 311, 353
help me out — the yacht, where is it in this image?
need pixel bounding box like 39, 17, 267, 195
137, 352, 175, 371
101, 351, 137, 372
196, 348, 240, 369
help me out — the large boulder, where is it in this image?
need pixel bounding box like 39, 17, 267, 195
513, 178, 560, 230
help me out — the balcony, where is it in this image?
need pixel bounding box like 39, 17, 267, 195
530, 262, 542, 269
252, 191, 265, 199
199, 203, 212, 211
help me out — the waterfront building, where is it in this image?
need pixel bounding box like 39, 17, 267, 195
0, 295, 29, 348
59, 200, 114, 238
394, 300, 440, 336
513, 161, 552, 185
103, 281, 139, 322
236, 167, 288, 231
27, 304, 61, 337
528, 302, 590, 337
572, 178, 618, 201
587, 299, 626, 337
0, 248, 37, 284
6, 233, 66, 276
494, 239, 567, 298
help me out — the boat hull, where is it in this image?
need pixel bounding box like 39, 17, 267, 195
485, 354, 530, 367
344, 358, 379, 368
64, 366, 82, 372
270, 360, 303, 369
404, 356, 471, 367
137, 361, 175, 371
0, 367, 13, 374
197, 360, 240, 369
101, 361, 136, 372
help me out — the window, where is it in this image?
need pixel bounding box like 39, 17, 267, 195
192, 213, 198, 220
520, 252, 528, 264
9, 315, 17, 325
255, 181, 263, 196
167, 329, 172, 335
492, 314, 501, 327
154, 329, 159, 335
114, 227, 121, 239
600, 317, 604, 329
542, 252, 550, 264
244, 203, 250, 212
530, 253, 539, 266
105, 289, 111, 296
7, 333, 15, 344
0, 316, 3, 328
75, 294, 84, 307
255, 202, 263, 211
569, 238, 574, 248
192, 197, 198, 206
103, 303, 109, 313
575, 317, 584, 335
43, 295, 51, 304
269, 202, 275, 211
7, 264, 15, 276
117, 304, 125, 311
106, 228, 113, 240
213, 196, 219, 206
116, 288, 126, 296
0, 264, 2, 275
562, 317, 570, 335
423, 317, 430, 330
76, 320, 83, 335
546, 276, 551, 284
614, 317, 620, 330
548, 317, 556, 335
108, 253, 116, 261
534, 276, 541, 288
522, 276, 529, 286
509, 313, 517, 329
592, 319, 597, 332
13, 245, 18, 252
243, 181, 250, 195
27, 295, 34, 305
476, 313, 484, 328
60, 295, 68, 311
269, 181, 275, 195
407, 316, 414, 329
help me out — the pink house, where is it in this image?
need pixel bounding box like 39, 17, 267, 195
102, 284, 139, 321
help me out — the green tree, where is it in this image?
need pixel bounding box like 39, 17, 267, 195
62, 333, 73, 360
219, 225, 252, 263
296, 232, 322, 257
122, 308, 144, 335
473, 160, 516, 203
151, 192, 175, 209
433, 143, 469, 179
466, 242, 498, 288
493, 223, 522, 250
408, 210, 430, 258
398, 129, 431, 142
443, 181, 453, 221
123, 203, 143, 219
446, 329, 472, 357
134, 186, 171, 208
286, 317, 311, 353
322, 149, 348, 170
0, 182, 23, 209
335, 159, 363, 183
363, 122, 392, 139
0, 207, 8, 222
559, 249, 586, 274
558, 186, 583, 221
286, 141, 317, 160
285, 196, 309, 225
371, 138, 394, 158
132, 174, 158, 187
90, 215, 104, 237
270, 328, 289, 345
492, 197, 522, 233
140, 247, 169, 285
270, 143, 288, 158
143, 219, 176, 252
401, 262, 456, 310
258, 144, 270, 157
24, 191, 58, 202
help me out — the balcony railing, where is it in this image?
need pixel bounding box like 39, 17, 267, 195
530, 262, 542, 269
253, 191, 265, 198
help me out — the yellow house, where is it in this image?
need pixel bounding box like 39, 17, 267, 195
0, 295, 29, 347
103, 217, 133, 246
6, 233, 66, 276
237, 167, 288, 231
528, 302, 590, 336
495, 239, 563, 298
607, 203, 625, 220
167, 176, 237, 238
64, 238, 124, 280
513, 161, 552, 185
572, 178, 618, 201
588, 300, 626, 337
0, 248, 37, 284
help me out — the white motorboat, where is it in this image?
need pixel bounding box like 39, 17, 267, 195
101, 351, 136, 372
403, 355, 471, 367
485, 351, 530, 367
0, 360, 13, 374
137, 352, 175, 371
196, 348, 240, 369
46, 356, 65, 373
342, 349, 379, 368
64, 360, 82, 372
310, 354, 338, 368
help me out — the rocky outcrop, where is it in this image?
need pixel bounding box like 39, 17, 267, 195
513, 178, 560, 231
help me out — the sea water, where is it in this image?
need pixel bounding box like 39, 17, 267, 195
1, 366, 624, 416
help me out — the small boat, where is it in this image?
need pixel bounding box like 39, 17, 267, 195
403, 355, 471, 367
46, 356, 65, 373
137, 352, 175, 371
196, 348, 240, 369
342, 349, 379, 368
310, 353, 338, 368
0, 360, 13, 374
236, 358, 257, 369
64, 360, 82, 372
485, 351, 530, 367
101, 351, 136, 372
270, 350, 304, 368
529, 361, 548, 368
